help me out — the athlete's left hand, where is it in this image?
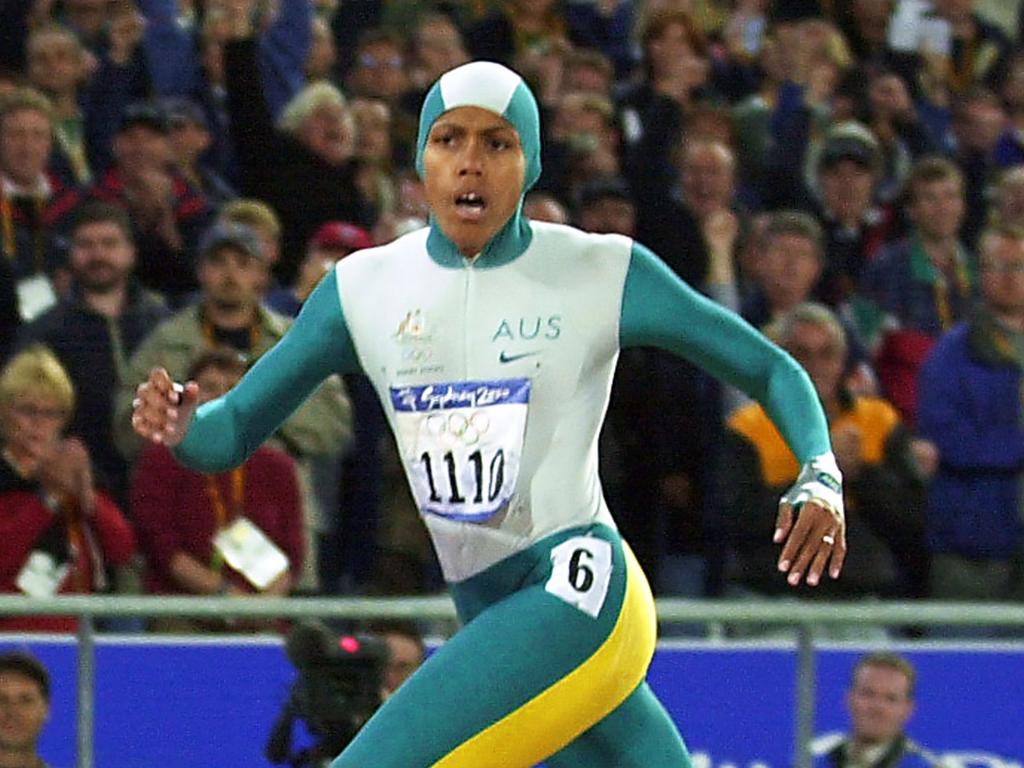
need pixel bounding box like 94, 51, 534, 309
774, 500, 846, 588
774, 452, 846, 587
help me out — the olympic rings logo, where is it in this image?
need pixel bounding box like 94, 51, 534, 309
423, 410, 491, 447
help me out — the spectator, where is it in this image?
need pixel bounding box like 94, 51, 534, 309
406, 12, 471, 98
163, 97, 236, 208
266, 221, 372, 318
114, 221, 352, 590
926, 0, 1013, 97
351, 97, 399, 216
0, 345, 136, 633
306, 14, 337, 82
0, 87, 83, 318
16, 201, 168, 505
917, 223, 1024, 610
950, 87, 1007, 248
806, 122, 895, 305
217, 197, 284, 290
523, 191, 569, 224
90, 101, 214, 304
468, 0, 633, 75
364, 619, 425, 699
545, 91, 621, 199
344, 31, 410, 106
131, 348, 303, 630
573, 176, 635, 236
814, 653, 941, 767
223, 2, 372, 284
0, 651, 52, 768
620, 10, 712, 202
853, 156, 975, 424
742, 211, 873, 397
24, 24, 94, 186
992, 164, 1024, 229
724, 304, 927, 609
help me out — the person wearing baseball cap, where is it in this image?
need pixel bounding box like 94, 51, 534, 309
266, 222, 375, 317
132, 61, 847, 767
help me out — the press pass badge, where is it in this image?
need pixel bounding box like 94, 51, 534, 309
212, 518, 290, 590
391, 378, 531, 522
16, 551, 70, 597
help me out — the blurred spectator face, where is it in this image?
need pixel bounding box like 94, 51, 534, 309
381, 632, 424, 698
414, 17, 469, 81
64, 0, 111, 41
578, 196, 636, 236
198, 246, 266, 313
306, 17, 337, 81
932, 0, 973, 24
819, 159, 874, 223
70, 219, 136, 293
512, 0, 558, 20
297, 103, 355, 166
851, 0, 893, 48
980, 231, 1024, 317
195, 363, 244, 405
908, 176, 964, 241
113, 124, 173, 177
954, 95, 1007, 154
169, 117, 211, 169
679, 142, 735, 220
565, 61, 613, 96
784, 320, 845, 401
760, 234, 821, 311
27, 29, 87, 95
647, 19, 704, 85
397, 172, 429, 220
0, 393, 67, 462
352, 98, 392, 163
0, 670, 49, 755
847, 664, 914, 745
996, 168, 1024, 226
0, 107, 52, 186
349, 41, 408, 101
524, 192, 568, 224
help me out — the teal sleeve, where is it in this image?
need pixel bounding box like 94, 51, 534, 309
173, 270, 362, 472
619, 242, 831, 464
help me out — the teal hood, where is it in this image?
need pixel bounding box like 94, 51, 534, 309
415, 61, 541, 268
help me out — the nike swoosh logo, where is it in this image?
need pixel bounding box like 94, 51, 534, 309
499, 350, 539, 364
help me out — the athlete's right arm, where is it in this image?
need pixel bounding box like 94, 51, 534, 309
132, 270, 362, 473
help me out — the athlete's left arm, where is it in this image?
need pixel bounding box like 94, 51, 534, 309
173, 270, 360, 473
620, 243, 846, 584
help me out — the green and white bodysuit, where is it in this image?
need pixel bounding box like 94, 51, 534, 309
174, 62, 836, 768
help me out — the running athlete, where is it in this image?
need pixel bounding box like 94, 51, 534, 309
131, 61, 847, 768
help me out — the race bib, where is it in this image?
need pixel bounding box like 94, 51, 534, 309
390, 379, 530, 522
545, 537, 614, 618
212, 518, 290, 590
16, 551, 69, 597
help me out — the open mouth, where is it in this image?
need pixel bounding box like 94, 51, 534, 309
454, 191, 487, 221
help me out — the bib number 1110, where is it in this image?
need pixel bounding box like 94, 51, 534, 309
420, 449, 505, 505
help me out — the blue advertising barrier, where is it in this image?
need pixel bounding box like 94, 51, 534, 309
1, 638, 1021, 768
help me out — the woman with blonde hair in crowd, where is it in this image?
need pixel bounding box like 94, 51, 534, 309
0, 345, 135, 632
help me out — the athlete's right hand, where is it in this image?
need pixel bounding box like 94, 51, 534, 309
131, 367, 200, 447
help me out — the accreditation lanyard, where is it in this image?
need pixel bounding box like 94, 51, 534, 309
204, 468, 245, 571
933, 255, 972, 331
0, 187, 46, 271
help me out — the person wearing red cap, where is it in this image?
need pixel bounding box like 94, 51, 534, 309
266, 222, 374, 318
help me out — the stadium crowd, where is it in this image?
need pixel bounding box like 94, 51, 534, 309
1, 0, 1024, 637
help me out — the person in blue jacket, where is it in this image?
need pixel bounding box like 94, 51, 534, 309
130, 61, 847, 768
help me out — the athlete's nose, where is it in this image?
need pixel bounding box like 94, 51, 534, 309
457, 138, 484, 176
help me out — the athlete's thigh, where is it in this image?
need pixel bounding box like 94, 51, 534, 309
332, 530, 652, 768
544, 681, 691, 768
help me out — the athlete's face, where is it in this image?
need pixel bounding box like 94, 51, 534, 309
422, 106, 526, 257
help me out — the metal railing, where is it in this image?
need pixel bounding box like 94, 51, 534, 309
2, 596, 1023, 768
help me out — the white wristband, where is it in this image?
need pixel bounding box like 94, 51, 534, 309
779, 451, 845, 521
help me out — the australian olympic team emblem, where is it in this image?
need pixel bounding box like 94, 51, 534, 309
395, 309, 429, 342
